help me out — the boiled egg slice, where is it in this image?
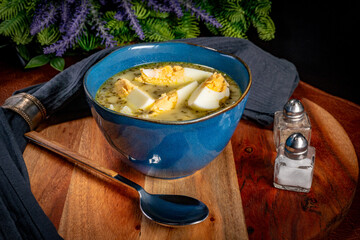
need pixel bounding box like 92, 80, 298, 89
127, 88, 155, 110
175, 81, 199, 107
135, 65, 213, 86
183, 68, 213, 82
119, 105, 133, 115
114, 78, 155, 110
150, 81, 199, 114
136, 65, 184, 86
188, 72, 230, 111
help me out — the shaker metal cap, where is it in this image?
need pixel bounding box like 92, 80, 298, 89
284, 133, 308, 159
283, 99, 304, 121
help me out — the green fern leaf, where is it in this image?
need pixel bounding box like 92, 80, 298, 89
174, 12, 200, 39
141, 18, 174, 42
77, 30, 100, 51
113, 33, 136, 44
11, 24, 32, 45
0, 11, 28, 36
149, 10, 170, 19
252, 15, 275, 40
249, 0, 272, 16
106, 19, 129, 33
24, 0, 38, 14
0, 0, 26, 20
37, 26, 60, 46
222, 1, 247, 23
217, 15, 248, 39
104, 16, 137, 44
132, 1, 150, 20
204, 22, 220, 36
102, 11, 116, 22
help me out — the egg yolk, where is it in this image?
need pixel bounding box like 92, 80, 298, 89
203, 72, 228, 92
114, 78, 135, 98
135, 65, 185, 86
150, 91, 178, 113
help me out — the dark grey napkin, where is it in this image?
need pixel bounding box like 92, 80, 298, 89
0, 109, 62, 239
0, 37, 299, 239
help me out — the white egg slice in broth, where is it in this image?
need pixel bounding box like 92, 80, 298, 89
183, 68, 213, 82
188, 73, 230, 111
127, 88, 155, 110
175, 81, 199, 107
114, 78, 155, 110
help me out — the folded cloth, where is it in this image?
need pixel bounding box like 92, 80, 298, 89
0, 37, 299, 238
0, 109, 62, 239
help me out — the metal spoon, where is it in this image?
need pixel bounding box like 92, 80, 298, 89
24, 131, 209, 227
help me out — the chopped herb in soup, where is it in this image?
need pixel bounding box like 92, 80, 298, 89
95, 62, 241, 121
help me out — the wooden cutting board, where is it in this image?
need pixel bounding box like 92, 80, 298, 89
23, 94, 359, 240
23, 116, 248, 240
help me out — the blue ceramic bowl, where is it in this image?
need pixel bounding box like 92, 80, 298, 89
84, 42, 251, 178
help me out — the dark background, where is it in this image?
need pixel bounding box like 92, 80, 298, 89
248, 0, 358, 105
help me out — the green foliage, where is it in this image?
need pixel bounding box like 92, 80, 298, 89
25, 53, 65, 71
16, 44, 29, 61
0, 0, 34, 45
50, 57, 65, 71
77, 26, 101, 52
24, 54, 50, 69
0, 0, 27, 20
141, 18, 175, 42
104, 11, 137, 44
132, 1, 150, 20
0, 0, 275, 71
0, 11, 26, 36
201, 0, 275, 40
173, 12, 200, 39
37, 26, 60, 46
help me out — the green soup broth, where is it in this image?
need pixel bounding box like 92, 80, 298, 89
95, 62, 241, 121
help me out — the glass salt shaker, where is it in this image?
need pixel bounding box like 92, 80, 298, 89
273, 133, 315, 193
273, 99, 311, 151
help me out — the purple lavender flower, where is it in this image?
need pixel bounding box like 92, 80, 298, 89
114, 10, 126, 21
168, 0, 183, 18
59, 1, 72, 33
117, 0, 145, 40
147, 0, 171, 12
30, 2, 58, 35
89, 4, 117, 48
99, 0, 107, 5
44, 0, 89, 56
180, 0, 221, 28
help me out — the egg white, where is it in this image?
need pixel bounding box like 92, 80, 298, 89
188, 84, 230, 110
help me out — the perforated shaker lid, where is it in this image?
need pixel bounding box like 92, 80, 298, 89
283, 99, 304, 121
284, 133, 308, 159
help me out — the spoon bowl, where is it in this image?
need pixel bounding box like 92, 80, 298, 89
139, 191, 209, 226
24, 131, 209, 227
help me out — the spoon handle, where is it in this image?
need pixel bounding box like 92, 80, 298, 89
24, 131, 142, 192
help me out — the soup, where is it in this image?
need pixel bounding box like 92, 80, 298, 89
96, 62, 241, 121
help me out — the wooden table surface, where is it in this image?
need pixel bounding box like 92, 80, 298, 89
1, 56, 360, 240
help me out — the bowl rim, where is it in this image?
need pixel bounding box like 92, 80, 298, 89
83, 41, 252, 125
